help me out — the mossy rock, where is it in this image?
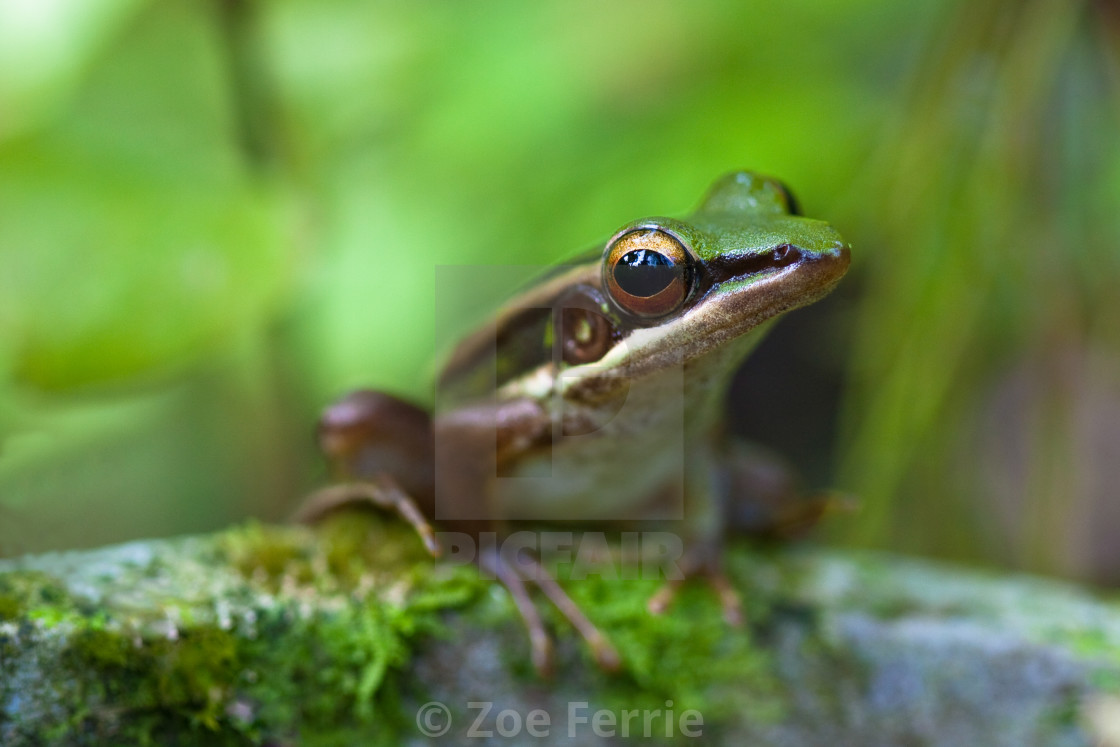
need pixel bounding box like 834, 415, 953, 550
2, 516, 1119, 745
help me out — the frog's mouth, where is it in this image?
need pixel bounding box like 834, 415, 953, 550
591, 243, 851, 380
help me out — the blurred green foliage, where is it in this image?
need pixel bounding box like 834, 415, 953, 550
0, 0, 1117, 583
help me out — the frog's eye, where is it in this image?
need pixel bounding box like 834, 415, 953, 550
604, 228, 694, 319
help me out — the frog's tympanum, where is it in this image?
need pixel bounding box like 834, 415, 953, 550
298, 171, 851, 675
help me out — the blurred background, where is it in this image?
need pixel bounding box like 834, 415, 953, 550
1, 0, 1118, 585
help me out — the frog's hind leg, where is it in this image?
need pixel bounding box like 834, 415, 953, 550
645, 440, 857, 623
721, 440, 856, 540
295, 389, 441, 556
293, 475, 440, 557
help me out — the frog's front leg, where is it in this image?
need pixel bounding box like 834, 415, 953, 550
434, 400, 621, 675
294, 390, 441, 557
478, 543, 621, 676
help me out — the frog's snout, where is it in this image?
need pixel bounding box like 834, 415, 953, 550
800, 242, 851, 289
821, 243, 851, 270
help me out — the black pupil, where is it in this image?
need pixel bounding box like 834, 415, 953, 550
613, 249, 681, 297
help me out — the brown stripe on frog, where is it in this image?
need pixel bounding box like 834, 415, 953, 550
688, 244, 805, 304
437, 260, 603, 405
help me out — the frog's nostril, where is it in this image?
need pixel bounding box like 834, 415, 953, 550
772, 244, 801, 267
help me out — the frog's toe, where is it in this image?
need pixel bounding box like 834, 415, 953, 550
706, 570, 744, 626
646, 580, 678, 615
520, 553, 621, 672
588, 630, 622, 672
482, 546, 621, 676
647, 548, 743, 626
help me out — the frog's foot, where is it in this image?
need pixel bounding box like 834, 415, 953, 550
292, 474, 441, 557
647, 544, 743, 626
761, 490, 858, 539
722, 441, 858, 539
480, 546, 621, 677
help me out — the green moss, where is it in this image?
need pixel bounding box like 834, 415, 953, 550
1062, 627, 1120, 665
222, 522, 312, 585
1, 525, 845, 745
1042, 691, 1084, 733
0, 570, 76, 623
7, 525, 1119, 745
219, 514, 436, 594
61, 624, 240, 740
1089, 667, 1120, 694
217, 518, 484, 742
0, 519, 490, 746
0, 526, 859, 746
568, 577, 783, 730
69, 627, 131, 669
0, 593, 21, 621
450, 536, 794, 741
216, 519, 790, 741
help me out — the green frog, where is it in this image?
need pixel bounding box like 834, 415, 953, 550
298, 170, 851, 675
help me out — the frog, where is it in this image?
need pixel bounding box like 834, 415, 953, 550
297, 170, 851, 675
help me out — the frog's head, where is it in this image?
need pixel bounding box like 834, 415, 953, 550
578, 170, 850, 382
439, 171, 849, 409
